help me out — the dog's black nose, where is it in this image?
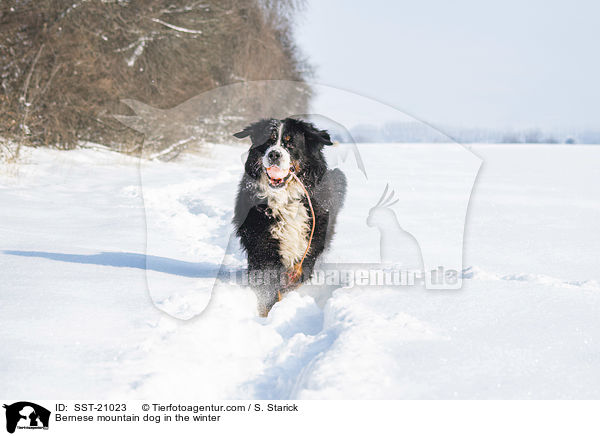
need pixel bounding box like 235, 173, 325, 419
268, 149, 281, 164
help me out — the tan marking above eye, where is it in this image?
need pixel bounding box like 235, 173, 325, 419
284, 135, 291, 142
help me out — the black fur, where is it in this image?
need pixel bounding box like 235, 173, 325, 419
233, 118, 347, 315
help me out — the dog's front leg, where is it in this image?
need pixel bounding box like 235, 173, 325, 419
238, 205, 286, 316
250, 261, 285, 317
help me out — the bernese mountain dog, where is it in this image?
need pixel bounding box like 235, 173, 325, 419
233, 118, 347, 316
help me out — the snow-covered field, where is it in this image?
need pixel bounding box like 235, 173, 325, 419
1, 143, 599, 399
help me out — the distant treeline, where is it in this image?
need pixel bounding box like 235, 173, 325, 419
341, 122, 599, 144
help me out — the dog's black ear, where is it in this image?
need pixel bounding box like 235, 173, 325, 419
233, 126, 252, 139
312, 129, 333, 146
233, 119, 274, 145
302, 122, 333, 147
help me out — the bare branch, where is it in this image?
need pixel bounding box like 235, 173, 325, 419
20, 43, 44, 105
151, 18, 203, 34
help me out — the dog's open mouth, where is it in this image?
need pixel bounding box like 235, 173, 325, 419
266, 166, 291, 188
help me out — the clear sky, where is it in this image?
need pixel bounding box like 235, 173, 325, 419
295, 0, 600, 130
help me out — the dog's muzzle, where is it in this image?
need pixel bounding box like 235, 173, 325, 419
263, 145, 291, 188
265, 166, 292, 188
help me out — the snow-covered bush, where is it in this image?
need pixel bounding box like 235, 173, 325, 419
0, 0, 311, 153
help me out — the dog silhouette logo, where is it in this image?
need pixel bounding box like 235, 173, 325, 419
3, 402, 50, 434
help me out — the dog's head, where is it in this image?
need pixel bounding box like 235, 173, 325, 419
234, 118, 333, 189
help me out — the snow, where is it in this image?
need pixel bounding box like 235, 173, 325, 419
1, 143, 599, 399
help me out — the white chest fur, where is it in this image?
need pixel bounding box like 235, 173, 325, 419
257, 174, 310, 269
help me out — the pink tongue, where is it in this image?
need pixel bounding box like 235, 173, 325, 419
267, 166, 289, 179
